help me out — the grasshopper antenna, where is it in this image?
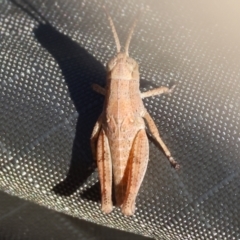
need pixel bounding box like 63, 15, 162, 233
103, 6, 121, 53
124, 10, 142, 56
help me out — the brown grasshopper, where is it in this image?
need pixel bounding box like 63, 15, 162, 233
91, 9, 179, 216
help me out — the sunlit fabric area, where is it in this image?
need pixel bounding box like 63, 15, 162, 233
0, 0, 239, 239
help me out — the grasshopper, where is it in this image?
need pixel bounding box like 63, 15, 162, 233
91, 9, 179, 216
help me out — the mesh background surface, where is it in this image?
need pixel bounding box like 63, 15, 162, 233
0, 191, 149, 240
0, 0, 240, 239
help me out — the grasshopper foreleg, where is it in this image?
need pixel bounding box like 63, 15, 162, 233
141, 85, 176, 99
92, 84, 106, 96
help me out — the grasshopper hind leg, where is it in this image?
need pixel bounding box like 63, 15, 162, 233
143, 111, 179, 169
96, 129, 113, 214
122, 129, 149, 216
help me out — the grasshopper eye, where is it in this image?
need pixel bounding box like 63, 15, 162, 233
128, 57, 137, 66
126, 57, 137, 72
107, 57, 117, 71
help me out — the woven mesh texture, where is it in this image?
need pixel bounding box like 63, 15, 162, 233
0, 0, 240, 239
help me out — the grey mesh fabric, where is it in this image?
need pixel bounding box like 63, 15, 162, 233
0, 0, 240, 239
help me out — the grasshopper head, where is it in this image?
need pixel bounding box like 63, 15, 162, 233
107, 52, 139, 80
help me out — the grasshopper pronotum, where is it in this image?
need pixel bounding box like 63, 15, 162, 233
91, 8, 179, 216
